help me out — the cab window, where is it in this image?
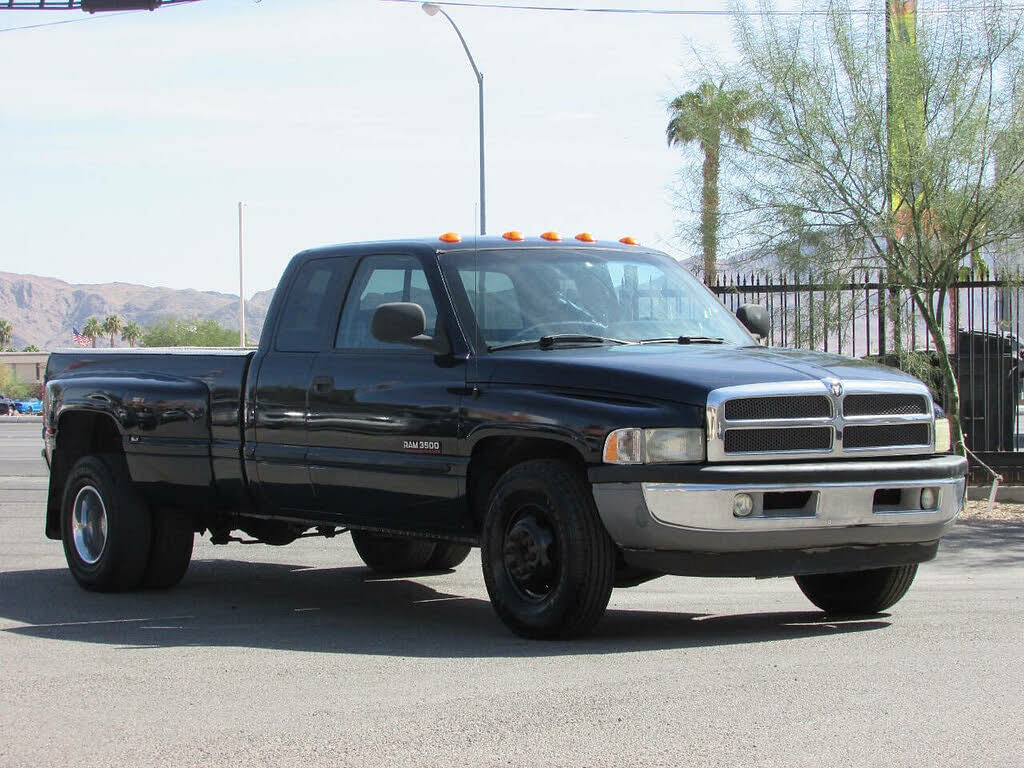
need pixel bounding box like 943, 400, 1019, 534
335, 254, 438, 349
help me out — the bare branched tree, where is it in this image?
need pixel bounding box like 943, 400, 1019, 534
717, 0, 1024, 454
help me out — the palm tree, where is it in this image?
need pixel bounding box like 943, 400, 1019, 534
103, 315, 122, 348
121, 321, 142, 348
82, 317, 103, 349
0, 318, 11, 351
666, 81, 759, 285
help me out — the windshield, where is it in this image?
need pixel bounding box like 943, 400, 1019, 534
439, 247, 753, 350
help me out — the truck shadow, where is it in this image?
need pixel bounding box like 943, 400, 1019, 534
0, 559, 888, 657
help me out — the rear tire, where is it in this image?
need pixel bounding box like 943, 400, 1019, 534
351, 530, 437, 574
143, 508, 194, 588
425, 542, 472, 570
480, 459, 616, 639
60, 454, 152, 592
795, 564, 918, 615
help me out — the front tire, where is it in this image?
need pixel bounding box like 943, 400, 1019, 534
351, 530, 438, 574
60, 454, 152, 592
795, 564, 918, 615
480, 459, 616, 640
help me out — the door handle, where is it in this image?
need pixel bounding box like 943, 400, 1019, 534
311, 375, 334, 394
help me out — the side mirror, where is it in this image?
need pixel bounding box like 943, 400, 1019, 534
371, 302, 450, 354
736, 303, 770, 339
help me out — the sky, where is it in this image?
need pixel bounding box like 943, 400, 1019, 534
0, 0, 743, 296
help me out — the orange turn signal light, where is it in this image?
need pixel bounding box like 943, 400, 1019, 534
502, 230, 525, 241
619, 236, 639, 245
540, 231, 561, 241
438, 232, 462, 243
575, 232, 596, 242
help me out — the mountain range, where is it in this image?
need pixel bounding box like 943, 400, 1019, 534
0, 271, 275, 351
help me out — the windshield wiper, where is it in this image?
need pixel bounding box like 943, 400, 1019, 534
639, 336, 726, 345
488, 334, 634, 352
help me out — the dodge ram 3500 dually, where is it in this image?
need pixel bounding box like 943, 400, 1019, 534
43, 234, 968, 638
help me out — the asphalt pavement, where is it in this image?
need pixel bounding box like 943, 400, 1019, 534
1, 420, 1022, 767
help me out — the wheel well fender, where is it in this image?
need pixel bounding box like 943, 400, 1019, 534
46, 410, 124, 539
465, 434, 588, 532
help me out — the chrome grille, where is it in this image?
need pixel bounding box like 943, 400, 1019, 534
724, 395, 832, 421
843, 423, 931, 449
706, 380, 935, 462
843, 393, 928, 416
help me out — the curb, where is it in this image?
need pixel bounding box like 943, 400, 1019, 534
967, 485, 1024, 503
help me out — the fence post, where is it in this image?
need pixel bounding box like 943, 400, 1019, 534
808, 273, 816, 350
878, 270, 887, 357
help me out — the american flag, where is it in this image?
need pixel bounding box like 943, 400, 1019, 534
72, 328, 89, 348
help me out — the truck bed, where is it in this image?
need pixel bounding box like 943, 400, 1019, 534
44, 348, 255, 524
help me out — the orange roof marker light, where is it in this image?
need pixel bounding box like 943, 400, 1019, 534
502, 230, 525, 241
619, 236, 639, 245
540, 231, 562, 241
438, 232, 462, 243
575, 232, 597, 243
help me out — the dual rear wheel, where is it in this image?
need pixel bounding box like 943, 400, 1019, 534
61, 454, 194, 592
350, 531, 471, 573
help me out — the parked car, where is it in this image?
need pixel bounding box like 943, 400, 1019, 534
42, 234, 967, 639
14, 398, 43, 414
0, 394, 14, 416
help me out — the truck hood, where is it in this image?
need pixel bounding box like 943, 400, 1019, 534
479, 344, 922, 406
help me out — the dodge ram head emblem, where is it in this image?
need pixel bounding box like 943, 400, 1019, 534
829, 380, 844, 398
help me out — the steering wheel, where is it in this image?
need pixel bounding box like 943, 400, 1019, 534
506, 321, 608, 343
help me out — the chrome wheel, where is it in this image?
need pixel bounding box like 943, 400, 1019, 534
72, 485, 108, 565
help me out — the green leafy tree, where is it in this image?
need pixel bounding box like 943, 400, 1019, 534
666, 80, 759, 285
82, 317, 103, 349
22, 345, 40, 352
0, 365, 33, 398
717, 0, 1024, 455
0, 318, 12, 351
142, 317, 240, 348
102, 315, 122, 348
121, 321, 142, 348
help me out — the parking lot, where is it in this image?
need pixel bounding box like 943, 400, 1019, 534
1, 419, 1022, 767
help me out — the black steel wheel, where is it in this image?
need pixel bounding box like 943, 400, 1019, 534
481, 459, 616, 639
795, 564, 919, 615
60, 454, 152, 592
350, 530, 438, 574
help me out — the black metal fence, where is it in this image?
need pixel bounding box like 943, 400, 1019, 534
712, 272, 1024, 480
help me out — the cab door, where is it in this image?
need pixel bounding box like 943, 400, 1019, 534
306, 251, 469, 534
249, 256, 355, 516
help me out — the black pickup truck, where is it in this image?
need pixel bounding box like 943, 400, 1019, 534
43, 234, 968, 638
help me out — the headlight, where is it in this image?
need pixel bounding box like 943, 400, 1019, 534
603, 427, 705, 464
934, 417, 951, 453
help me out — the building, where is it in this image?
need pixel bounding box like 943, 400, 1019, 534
0, 352, 49, 386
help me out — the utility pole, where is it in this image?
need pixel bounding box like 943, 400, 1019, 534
238, 202, 246, 348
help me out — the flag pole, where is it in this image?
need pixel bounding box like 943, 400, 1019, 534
238, 202, 246, 348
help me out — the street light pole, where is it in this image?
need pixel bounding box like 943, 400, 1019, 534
422, 3, 486, 235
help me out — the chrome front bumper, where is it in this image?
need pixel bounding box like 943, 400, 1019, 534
641, 476, 964, 533
589, 455, 968, 558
